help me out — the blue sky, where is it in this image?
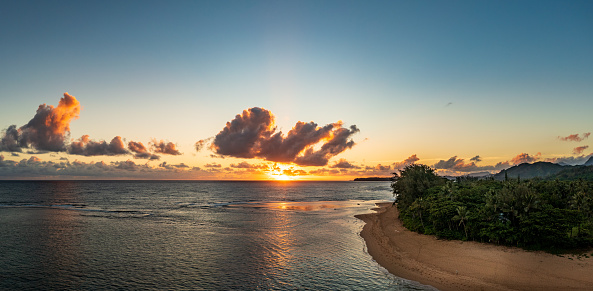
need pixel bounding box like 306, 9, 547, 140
1, 0, 592, 179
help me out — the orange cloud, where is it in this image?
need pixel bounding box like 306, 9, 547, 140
573, 146, 589, 155
559, 132, 591, 142
128, 141, 160, 160
510, 152, 541, 165
195, 138, 212, 152
1, 93, 81, 152
151, 139, 182, 155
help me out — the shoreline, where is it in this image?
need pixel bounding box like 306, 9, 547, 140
356, 202, 593, 291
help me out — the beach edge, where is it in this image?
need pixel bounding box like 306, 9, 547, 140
355, 203, 593, 291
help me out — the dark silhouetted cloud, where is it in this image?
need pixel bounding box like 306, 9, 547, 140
433, 156, 478, 172
230, 161, 252, 168
0, 125, 21, 152
392, 154, 420, 170
211, 107, 359, 166
114, 160, 137, 171
329, 158, 361, 169
158, 161, 189, 170
0, 156, 205, 179
470, 155, 482, 162
374, 164, 390, 171
128, 141, 160, 160
204, 163, 222, 168
433, 156, 511, 172
151, 139, 182, 155
69, 135, 129, 156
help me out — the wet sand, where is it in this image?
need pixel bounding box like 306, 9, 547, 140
356, 203, 593, 291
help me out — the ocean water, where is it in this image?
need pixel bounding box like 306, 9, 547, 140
0, 181, 435, 290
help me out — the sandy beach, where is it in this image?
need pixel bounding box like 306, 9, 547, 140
356, 203, 593, 291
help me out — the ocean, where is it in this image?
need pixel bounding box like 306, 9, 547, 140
0, 181, 434, 290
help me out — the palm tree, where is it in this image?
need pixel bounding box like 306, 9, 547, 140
452, 205, 470, 239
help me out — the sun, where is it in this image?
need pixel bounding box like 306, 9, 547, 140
273, 174, 292, 181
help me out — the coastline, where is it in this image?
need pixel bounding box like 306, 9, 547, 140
356, 202, 593, 291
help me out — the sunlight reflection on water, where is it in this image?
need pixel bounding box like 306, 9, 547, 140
0, 181, 436, 290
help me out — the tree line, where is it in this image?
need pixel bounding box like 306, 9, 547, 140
392, 164, 593, 252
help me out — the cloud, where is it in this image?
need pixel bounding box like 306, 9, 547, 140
292, 123, 360, 166
0, 125, 21, 152
433, 152, 543, 175
559, 132, 591, 142
128, 141, 160, 160
0, 157, 206, 179
204, 163, 222, 168
0, 93, 81, 152
69, 135, 129, 156
158, 161, 189, 170
230, 161, 270, 169
151, 139, 182, 155
329, 158, 361, 169
211, 107, 359, 166
545, 154, 593, 165
510, 152, 541, 165
114, 160, 137, 171
433, 156, 478, 172
0, 93, 188, 160
195, 139, 209, 152
309, 168, 340, 175
573, 146, 589, 155
374, 164, 391, 171
282, 168, 308, 176
392, 154, 420, 170
433, 156, 511, 173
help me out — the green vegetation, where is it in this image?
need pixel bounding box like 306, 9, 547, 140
392, 164, 593, 252
548, 166, 593, 181
493, 162, 567, 180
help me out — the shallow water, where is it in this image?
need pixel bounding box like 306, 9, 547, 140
0, 181, 436, 290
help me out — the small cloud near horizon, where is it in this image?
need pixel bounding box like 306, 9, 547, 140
559, 132, 591, 142
573, 146, 589, 155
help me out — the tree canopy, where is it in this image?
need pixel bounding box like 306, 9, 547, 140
391, 164, 593, 252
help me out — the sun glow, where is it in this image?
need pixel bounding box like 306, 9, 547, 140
273, 174, 292, 181
267, 164, 297, 181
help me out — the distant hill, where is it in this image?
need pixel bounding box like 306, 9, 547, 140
547, 165, 593, 181
584, 156, 593, 166
493, 162, 569, 180
467, 171, 492, 178
353, 177, 392, 181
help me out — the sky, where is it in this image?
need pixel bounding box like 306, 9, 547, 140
1, 0, 592, 180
